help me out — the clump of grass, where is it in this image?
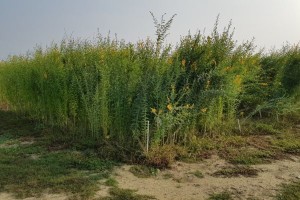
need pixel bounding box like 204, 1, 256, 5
212, 166, 259, 177
129, 165, 158, 178
253, 123, 282, 135
222, 148, 274, 165
101, 187, 156, 200
146, 145, 186, 169
208, 191, 233, 200
272, 134, 300, 154
104, 178, 118, 187
276, 181, 300, 200
0, 132, 14, 144
189, 170, 204, 178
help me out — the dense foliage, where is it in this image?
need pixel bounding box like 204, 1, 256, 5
0, 17, 299, 157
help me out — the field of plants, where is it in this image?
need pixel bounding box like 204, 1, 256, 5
0, 15, 300, 199
0, 16, 299, 166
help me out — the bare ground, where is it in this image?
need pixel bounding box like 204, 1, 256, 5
111, 155, 300, 200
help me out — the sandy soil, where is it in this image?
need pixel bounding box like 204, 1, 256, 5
112, 155, 300, 200
1, 155, 299, 200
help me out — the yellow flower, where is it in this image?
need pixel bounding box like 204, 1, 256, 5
191, 62, 197, 71
233, 75, 242, 85
181, 59, 186, 67
151, 108, 157, 114
167, 104, 173, 111
205, 80, 210, 89
224, 66, 232, 72
260, 83, 268, 86
201, 108, 207, 113
43, 73, 48, 79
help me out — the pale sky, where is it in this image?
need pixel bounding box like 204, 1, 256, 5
1, 0, 300, 60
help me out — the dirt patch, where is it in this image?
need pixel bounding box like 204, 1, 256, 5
113, 155, 300, 200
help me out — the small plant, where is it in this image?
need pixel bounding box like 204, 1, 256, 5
208, 191, 233, 200
223, 148, 274, 165
104, 178, 118, 187
253, 123, 281, 135
271, 133, 300, 154
212, 166, 258, 177
146, 144, 186, 168
189, 170, 204, 178
103, 187, 156, 200
129, 165, 158, 178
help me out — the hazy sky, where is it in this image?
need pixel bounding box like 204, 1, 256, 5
1, 0, 300, 60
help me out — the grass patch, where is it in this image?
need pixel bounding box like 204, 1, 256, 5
208, 191, 233, 200
0, 146, 115, 199
276, 181, 300, 200
221, 147, 275, 165
104, 178, 118, 187
129, 165, 158, 178
253, 123, 282, 135
212, 166, 258, 178
0, 110, 117, 199
272, 134, 300, 154
189, 170, 204, 178
101, 187, 156, 200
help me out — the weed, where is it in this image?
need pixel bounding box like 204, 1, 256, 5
101, 187, 156, 200
253, 123, 282, 135
189, 170, 204, 178
208, 191, 233, 200
222, 148, 274, 165
104, 178, 118, 187
146, 144, 186, 168
212, 166, 258, 177
129, 165, 158, 178
272, 134, 300, 154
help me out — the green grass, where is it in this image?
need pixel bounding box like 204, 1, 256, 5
189, 170, 204, 178
0, 110, 117, 199
212, 166, 258, 177
100, 187, 156, 200
272, 134, 300, 154
276, 181, 300, 200
104, 178, 118, 187
207, 191, 233, 200
129, 165, 158, 178
0, 144, 115, 199
0, 108, 300, 199
227, 148, 275, 165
